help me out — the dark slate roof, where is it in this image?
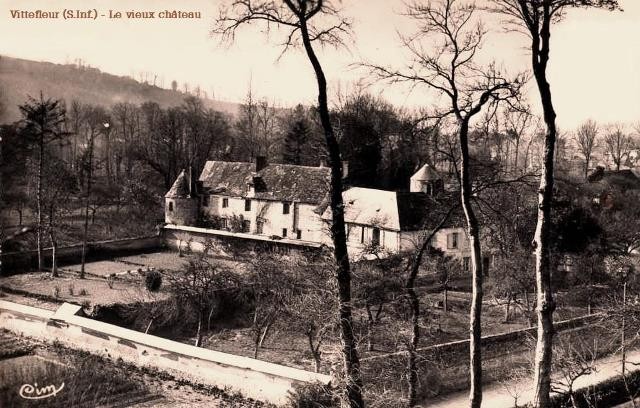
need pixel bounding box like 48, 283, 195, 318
396, 192, 462, 231
589, 168, 640, 190
165, 170, 191, 198
199, 161, 331, 204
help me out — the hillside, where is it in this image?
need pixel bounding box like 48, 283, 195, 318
0, 55, 240, 123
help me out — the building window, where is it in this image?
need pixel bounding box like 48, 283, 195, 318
463, 257, 470, 272
447, 232, 459, 249
360, 226, 365, 243
372, 228, 381, 246
256, 220, 264, 234
168, 201, 173, 212
220, 218, 228, 229
245, 199, 251, 211
242, 220, 251, 233
296, 229, 302, 239
283, 202, 290, 214
202, 195, 210, 207
282, 228, 288, 238
222, 198, 229, 208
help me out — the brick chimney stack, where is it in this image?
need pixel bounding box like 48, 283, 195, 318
256, 156, 268, 172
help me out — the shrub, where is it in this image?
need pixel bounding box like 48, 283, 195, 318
145, 270, 162, 292
287, 382, 339, 407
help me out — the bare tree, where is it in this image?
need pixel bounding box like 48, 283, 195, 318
574, 119, 599, 178
604, 124, 633, 171
18, 93, 69, 272
40, 160, 75, 277
247, 254, 296, 358
366, 1, 524, 405
504, 107, 534, 174
489, 1, 621, 406
78, 105, 109, 279
165, 256, 241, 347
214, 2, 364, 405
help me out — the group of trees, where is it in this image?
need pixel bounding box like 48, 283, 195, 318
213, 0, 626, 408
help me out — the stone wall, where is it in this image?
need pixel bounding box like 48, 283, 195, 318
162, 224, 323, 259
1, 236, 164, 273
0, 300, 331, 405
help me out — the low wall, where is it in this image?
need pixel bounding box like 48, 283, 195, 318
2, 236, 164, 273
162, 224, 323, 259
0, 300, 331, 405
361, 313, 603, 398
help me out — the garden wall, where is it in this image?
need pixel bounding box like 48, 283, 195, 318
162, 224, 323, 259
0, 300, 331, 405
2, 236, 164, 273
361, 313, 603, 399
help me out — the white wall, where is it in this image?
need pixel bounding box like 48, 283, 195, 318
201, 195, 324, 241
0, 300, 331, 406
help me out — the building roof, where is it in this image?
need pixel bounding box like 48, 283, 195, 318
410, 163, 441, 182
199, 161, 331, 204
321, 187, 455, 232
165, 169, 191, 198
588, 167, 640, 190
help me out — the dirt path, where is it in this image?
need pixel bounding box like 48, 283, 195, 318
426, 349, 640, 408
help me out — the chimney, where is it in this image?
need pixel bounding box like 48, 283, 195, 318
189, 165, 198, 198
256, 155, 268, 172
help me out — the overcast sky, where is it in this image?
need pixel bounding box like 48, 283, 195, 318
1, 0, 638, 129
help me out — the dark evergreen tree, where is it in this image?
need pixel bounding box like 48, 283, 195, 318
283, 118, 310, 165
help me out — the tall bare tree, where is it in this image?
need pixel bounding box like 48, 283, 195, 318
215, 2, 364, 406
574, 119, 599, 178
78, 105, 109, 278
490, 1, 621, 406
604, 124, 632, 171
18, 93, 69, 271
366, 1, 524, 406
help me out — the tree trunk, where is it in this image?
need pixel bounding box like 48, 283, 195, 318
145, 317, 154, 334
299, 18, 363, 407
366, 304, 374, 352
443, 286, 449, 314
307, 330, 322, 373
504, 295, 511, 323
80, 134, 94, 279
49, 227, 58, 278
258, 321, 272, 348
36, 135, 44, 271
195, 311, 204, 347
531, 13, 558, 407
458, 119, 484, 408
405, 207, 454, 407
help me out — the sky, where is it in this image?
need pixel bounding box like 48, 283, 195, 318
0, 0, 639, 129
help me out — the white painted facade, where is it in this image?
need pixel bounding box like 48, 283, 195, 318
201, 195, 325, 243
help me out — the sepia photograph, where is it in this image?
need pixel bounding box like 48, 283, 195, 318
0, 0, 639, 407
